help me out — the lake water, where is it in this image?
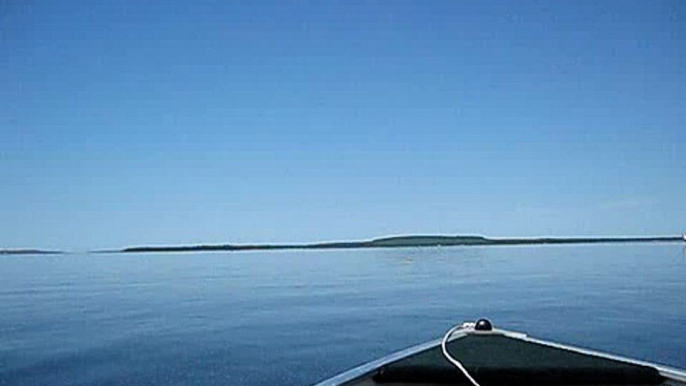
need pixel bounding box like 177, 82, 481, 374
1, 244, 685, 386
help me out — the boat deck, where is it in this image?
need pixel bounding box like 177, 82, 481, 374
314, 327, 686, 386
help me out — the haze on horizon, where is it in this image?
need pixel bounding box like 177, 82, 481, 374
2, 1, 685, 251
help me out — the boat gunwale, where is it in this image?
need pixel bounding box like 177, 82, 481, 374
310, 327, 686, 386
310, 331, 466, 386
519, 335, 686, 383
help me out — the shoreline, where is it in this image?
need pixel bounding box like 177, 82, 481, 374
3, 235, 683, 255
119, 235, 684, 254
0, 250, 64, 256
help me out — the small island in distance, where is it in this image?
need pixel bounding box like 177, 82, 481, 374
121, 234, 685, 253
0, 249, 64, 255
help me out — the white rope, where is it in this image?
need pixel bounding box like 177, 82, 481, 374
441, 324, 482, 386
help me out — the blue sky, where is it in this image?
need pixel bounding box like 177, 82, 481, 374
1, 1, 684, 250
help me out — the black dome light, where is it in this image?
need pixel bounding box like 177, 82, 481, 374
474, 318, 493, 331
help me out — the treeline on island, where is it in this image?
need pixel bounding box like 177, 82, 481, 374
121, 235, 683, 253
3, 235, 681, 255
0, 249, 63, 255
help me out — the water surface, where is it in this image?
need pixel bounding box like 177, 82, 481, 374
1, 244, 685, 386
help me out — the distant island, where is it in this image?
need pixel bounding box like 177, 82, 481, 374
0, 249, 63, 255
121, 234, 684, 253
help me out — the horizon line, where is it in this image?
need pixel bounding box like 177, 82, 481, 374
4, 232, 685, 254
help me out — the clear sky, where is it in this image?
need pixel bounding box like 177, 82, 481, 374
1, 1, 684, 250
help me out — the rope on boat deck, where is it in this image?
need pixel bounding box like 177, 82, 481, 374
441, 324, 482, 386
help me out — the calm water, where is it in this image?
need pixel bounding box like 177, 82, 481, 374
1, 244, 685, 386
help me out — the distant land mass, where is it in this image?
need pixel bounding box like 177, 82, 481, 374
120, 234, 684, 253
0, 249, 63, 255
